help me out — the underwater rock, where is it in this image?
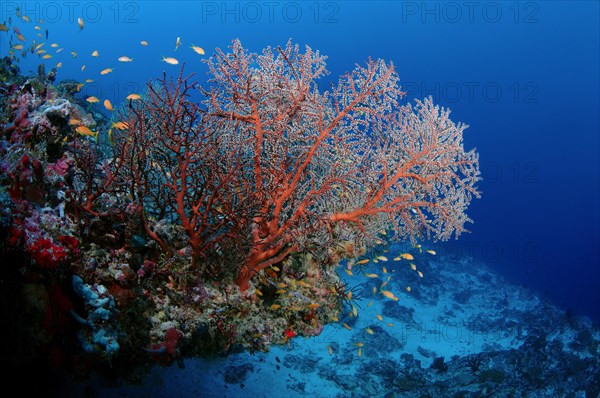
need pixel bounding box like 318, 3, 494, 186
223, 363, 254, 384
71, 275, 120, 355
283, 353, 320, 373
382, 301, 417, 327
0, 56, 20, 84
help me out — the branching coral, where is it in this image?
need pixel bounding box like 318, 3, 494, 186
107, 39, 480, 292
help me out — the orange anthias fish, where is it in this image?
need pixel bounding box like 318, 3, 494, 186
75, 125, 94, 136
162, 56, 179, 65
112, 121, 129, 130
190, 44, 205, 55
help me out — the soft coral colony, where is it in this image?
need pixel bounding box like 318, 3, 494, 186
0, 39, 480, 379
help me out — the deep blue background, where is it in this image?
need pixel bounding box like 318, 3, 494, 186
1, 1, 599, 322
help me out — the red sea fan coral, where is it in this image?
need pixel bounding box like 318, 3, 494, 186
105, 39, 480, 291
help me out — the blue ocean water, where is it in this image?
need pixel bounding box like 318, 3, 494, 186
1, 1, 599, 396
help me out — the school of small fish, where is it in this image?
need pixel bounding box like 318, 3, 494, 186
1, 10, 208, 147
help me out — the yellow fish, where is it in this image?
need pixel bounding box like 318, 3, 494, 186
16, 33, 25, 42
190, 44, 205, 55
343, 323, 352, 330
108, 128, 115, 145
365, 273, 378, 278
42, 54, 52, 59
376, 314, 383, 321
327, 346, 333, 356
100, 68, 113, 75
365, 328, 374, 335
345, 269, 353, 276
34, 43, 45, 50
86, 96, 99, 103
103, 99, 113, 111
112, 121, 129, 130
118, 56, 133, 62
75, 125, 94, 136
255, 288, 263, 296
12, 45, 23, 50
126, 93, 141, 100
358, 347, 363, 357
308, 303, 320, 310
401, 253, 414, 261
56, 62, 62, 68
140, 40, 149, 46
376, 256, 388, 262
77, 17, 84, 30
85, 79, 94, 83
75, 84, 84, 91
418, 271, 424, 278
50, 43, 59, 48
68, 118, 81, 126
162, 56, 179, 65
355, 259, 369, 265
410, 263, 417, 271
381, 290, 398, 301
269, 304, 281, 310
426, 250, 436, 255
91, 50, 99, 57
406, 286, 411, 292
